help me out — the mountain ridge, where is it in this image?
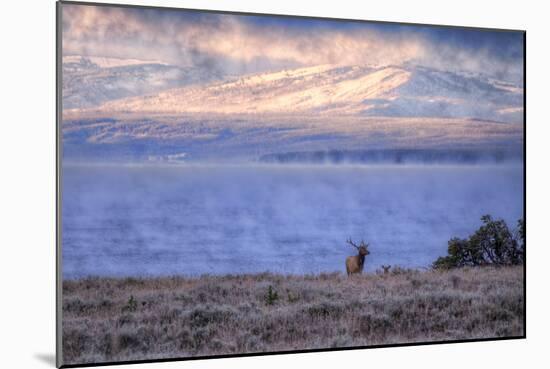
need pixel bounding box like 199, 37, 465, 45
62, 55, 224, 109
76, 63, 524, 124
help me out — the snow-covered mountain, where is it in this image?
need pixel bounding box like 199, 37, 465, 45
90, 64, 523, 124
62, 56, 224, 109
62, 63, 524, 162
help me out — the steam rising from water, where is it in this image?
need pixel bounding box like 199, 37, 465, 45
62, 164, 523, 278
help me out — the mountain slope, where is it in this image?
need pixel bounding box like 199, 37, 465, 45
91, 64, 523, 123
62, 114, 523, 162
62, 56, 224, 109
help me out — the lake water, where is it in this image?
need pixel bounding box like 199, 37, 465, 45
61, 164, 523, 279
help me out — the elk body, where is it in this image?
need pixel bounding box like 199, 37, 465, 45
345, 238, 370, 275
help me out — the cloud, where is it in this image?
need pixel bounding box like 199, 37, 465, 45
62, 4, 523, 82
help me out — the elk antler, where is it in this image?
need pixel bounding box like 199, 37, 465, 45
347, 238, 360, 249
360, 240, 369, 248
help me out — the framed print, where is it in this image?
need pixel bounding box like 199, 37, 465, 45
57, 1, 525, 367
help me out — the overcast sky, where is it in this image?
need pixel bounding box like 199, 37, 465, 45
62, 3, 524, 83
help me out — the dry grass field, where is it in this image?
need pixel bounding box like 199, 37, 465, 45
62, 266, 524, 365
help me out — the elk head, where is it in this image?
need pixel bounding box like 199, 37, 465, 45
345, 238, 371, 275
347, 238, 370, 257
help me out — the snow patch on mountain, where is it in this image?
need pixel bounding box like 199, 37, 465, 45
62, 55, 224, 109
90, 64, 523, 123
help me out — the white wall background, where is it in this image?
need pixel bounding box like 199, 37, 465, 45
0, 0, 547, 368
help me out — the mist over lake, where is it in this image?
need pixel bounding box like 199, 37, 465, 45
61, 164, 523, 279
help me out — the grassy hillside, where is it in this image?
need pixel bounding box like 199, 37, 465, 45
62, 266, 524, 365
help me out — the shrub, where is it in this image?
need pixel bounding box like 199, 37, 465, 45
304, 301, 346, 318
286, 289, 299, 303
188, 305, 236, 327
516, 218, 525, 262
449, 275, 461, 289
264, 285, 279, 305
122, 295, 138, 313
433, 215, 524, 269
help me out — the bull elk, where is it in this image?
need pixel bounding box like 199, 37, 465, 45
345, 238, 370, 276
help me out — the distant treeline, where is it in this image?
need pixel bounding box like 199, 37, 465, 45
259, 149, 523, 164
